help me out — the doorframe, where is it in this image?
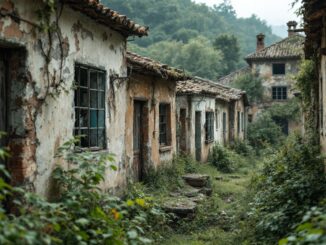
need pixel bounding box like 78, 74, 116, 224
195, 111, 202, 162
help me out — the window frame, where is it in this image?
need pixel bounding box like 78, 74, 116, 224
272, 63, 286, 75
74, 64, 106, 150
159, 103, 171, 147
272, 86, 288, 100
205, 111, 215, 143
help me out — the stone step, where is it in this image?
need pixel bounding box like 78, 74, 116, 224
163, 197, 197, 218
182, 174, 210, 188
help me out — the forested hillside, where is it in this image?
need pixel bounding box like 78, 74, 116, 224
102, 0, 281, 79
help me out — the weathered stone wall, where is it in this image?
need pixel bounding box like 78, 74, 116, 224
250, 59, 302, 133
125, 73, 177, 181
215, 99, 229, 145
320, 19, 326, 153
0, 0, 128, 197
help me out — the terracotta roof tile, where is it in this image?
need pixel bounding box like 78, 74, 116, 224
217, 66, 251, 85
246, 34, 304, 61
127, 52, 188, 81
64, 0, 148, 37
177, 77, 249, 105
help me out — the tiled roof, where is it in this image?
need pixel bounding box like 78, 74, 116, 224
177, 77, 249, 105
217, 66, 251, 85
245, 34, 305, 61
64, 0, 148, 37
127, 52, 188, 81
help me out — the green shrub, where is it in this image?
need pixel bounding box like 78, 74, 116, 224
208, 144, 237, 173
247, 112, 284, 151
143, 155, 198, 193
279, 201, 326, 245
229, 140, 254, 156
247, 135, 326, 244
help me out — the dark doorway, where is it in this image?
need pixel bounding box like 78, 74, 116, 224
223, 112, 227, 144
133, 101, 146, 181
195, 111, 201, 161
273, 117, 289, 135
179, 109, 187, 153
0, 50, 7, 161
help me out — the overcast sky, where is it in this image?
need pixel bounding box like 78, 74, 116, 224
193, 0, 301, 26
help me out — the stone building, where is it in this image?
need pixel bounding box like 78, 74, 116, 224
219, 23, 305, 135
0, 0, 148, 196
125, 52, 186, 182
176, 77, 248, 162
304, 0, 326, 152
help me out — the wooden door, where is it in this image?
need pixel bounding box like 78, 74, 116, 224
0, 51, 7, 150
179, 109, 187, 153
133, 101, 144, 181
195, 111, 201, 161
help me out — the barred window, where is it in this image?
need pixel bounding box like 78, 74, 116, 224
272, 86, 287, 100
74, 65, 106, 149
159, 104, 171, 146
205, 112, 214, 142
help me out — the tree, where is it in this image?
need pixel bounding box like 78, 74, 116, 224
231, 73, 263, 103
214, 34, 240, 75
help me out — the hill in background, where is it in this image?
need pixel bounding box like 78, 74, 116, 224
102, 0, 281, 79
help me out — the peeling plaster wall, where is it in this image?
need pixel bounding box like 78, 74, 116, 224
233, 99, 246, 141
125, 73, 177, 181
215, 99, 230, 145
250, 59, 302, 133
320, 21, 326, 153
0, 0, 128, 197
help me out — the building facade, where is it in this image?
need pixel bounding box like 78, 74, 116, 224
219, 23, 304, 135
125, 52, 186, 182
176, 77, 248, 162
0, 0, 147, 196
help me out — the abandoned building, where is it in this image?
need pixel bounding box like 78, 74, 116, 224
176, 77, 248, 162
304, 0, 326, 153
219, 22, 305, 135
125, 51, 186, 182
0, 0, 149, 196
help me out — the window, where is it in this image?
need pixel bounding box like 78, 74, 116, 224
215, 109, 219, 130
272, 86, 287, 100
159, 104, 171, 146
248, 114, 253, 123
74, 65, 106, 149
205, 112, 214, 142
223, 112, 227, 133
273, 63, 286, 75
241, 112, 245, 132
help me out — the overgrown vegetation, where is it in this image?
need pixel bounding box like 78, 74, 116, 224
247, 98, 301, 151
0, 138, 167, 244
243, 135, 326, 244
231, 73, 264, 103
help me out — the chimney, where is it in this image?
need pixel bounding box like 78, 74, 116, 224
287, 21, 298, 37
256, 33, 265, 52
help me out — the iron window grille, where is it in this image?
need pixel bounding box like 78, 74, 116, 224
74, 64, 106, 149
205, 112, 214, 142
272, 86, 288, 100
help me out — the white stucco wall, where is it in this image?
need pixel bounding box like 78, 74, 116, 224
0, 0, 129, 196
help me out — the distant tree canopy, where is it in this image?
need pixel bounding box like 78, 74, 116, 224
231, 73, 264, 103
213, 34, 240, 75
102, 0, 280, 79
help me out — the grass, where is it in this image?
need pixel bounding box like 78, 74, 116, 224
132, 149, 263, 245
